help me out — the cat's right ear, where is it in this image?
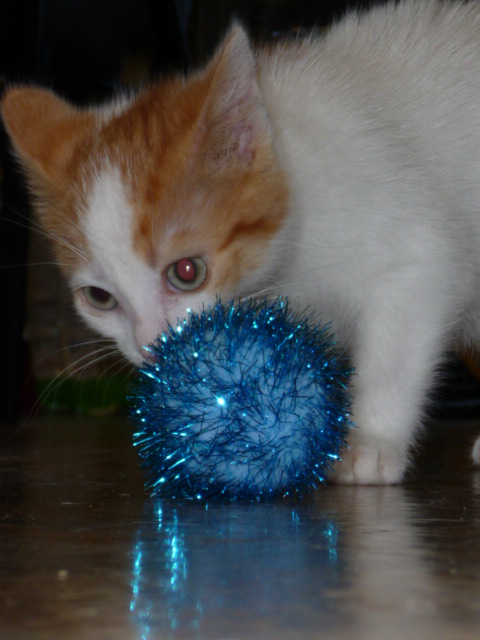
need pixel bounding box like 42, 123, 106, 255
1, 87, 94, 192
198, 24, 273, 170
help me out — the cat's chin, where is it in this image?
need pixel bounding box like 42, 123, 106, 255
118, 343, 151, 368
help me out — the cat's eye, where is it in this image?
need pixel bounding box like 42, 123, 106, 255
82, 286, 118, 311
166, 257, 208, 292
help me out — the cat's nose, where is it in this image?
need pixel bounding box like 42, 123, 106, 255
134, 324, 161, 363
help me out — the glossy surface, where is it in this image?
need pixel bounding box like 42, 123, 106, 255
1, 416, 479, 639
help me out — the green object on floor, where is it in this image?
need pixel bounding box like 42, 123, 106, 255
35, 375, 129, 415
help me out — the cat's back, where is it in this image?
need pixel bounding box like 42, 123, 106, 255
259, 0, 480, 90
258, 0, 480, 225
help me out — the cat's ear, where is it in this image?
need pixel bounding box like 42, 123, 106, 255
1, 87, 94, 191
199, 24, 271, 168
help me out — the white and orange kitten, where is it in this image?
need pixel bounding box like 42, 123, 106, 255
3, 0, 480, 484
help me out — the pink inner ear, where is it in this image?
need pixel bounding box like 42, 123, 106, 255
200, 26, 270, 167
205, 83, 268, 167
233, 122, 256, 164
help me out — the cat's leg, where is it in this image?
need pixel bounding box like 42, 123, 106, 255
330, 283, 447, 485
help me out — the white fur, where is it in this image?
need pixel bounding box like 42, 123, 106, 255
77, 0, 480, 483
72, 167, 158, 363
73, 166, 202, 364
256, 0, 480, 482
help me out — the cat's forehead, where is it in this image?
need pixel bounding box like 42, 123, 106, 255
81, 157, 205, 272
84, 165, 134, 256
80, 84, 207, 252
94, 80, 206, 168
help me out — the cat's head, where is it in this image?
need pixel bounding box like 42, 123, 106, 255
1, 26, 289, 364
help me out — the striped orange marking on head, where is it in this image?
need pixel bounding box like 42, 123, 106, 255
217, 216, 283, 253
87, 75, 214, 265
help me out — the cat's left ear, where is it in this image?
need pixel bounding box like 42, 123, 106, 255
1, 87, 95, 193
199, 24, 272, 168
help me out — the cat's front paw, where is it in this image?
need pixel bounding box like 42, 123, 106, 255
329, 438, 407, 485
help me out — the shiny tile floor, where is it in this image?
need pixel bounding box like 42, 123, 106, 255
1, 415, 480, 640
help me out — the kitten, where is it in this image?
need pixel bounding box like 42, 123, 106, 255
3, 0, 480, 484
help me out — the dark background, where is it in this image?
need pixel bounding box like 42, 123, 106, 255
0, 0, 478, 422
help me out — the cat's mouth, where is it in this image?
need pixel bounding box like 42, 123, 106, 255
139, 345, 157, 365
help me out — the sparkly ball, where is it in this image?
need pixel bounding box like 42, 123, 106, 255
130, 298, 353, 501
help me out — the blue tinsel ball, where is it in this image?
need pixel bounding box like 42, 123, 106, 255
130, 298, 353, 501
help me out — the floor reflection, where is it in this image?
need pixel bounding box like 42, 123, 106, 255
130, 500, 346, 638
127, 476, 480, 639
1, 417, 479, 639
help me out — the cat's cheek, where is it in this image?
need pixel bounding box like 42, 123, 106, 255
74, 300, 144, 365
72, 291, 125, 346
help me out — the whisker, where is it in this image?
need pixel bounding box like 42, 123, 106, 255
32, 344, 118, 404
0, 261, 73, 270
2, 204, 88, 262
18, 342, 123, 430
36, 338, 118, 361
240, 281, 301, 301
